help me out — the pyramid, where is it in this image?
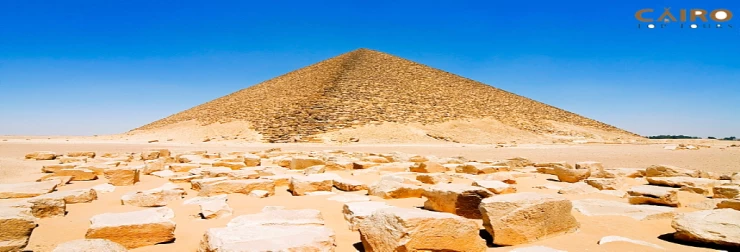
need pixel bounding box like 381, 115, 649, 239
134, 48, 636, 143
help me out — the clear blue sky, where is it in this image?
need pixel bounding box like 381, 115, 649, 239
1, 0, 738, 137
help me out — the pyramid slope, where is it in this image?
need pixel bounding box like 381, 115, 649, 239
134, 48, 636, 142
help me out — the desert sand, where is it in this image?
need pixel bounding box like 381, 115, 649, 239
1, 136, 738, 251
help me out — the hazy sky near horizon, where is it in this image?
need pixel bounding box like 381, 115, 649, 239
1, 0, 739, 137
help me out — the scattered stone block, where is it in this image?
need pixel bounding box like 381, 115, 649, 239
91, 184, 116, 194
0, 181, 58, 199
142, 159, 166, 175
558, 182, 599, 195
479, 192, 579, 245
645, 164, 697, 177
342, 201, 392, 231
627, 185, 680, 207
584, 178, 620, 190
0, 207, 37, 252
409, 161, 446, 173
249, 190, 270, 198
714, 184, 740, 199
66, 151, 96, 158
228, 209, 325, 227
572, 199, 675, 220
55, 168, 97, 181
672, 209, 740, 247
289, 174, 334, 196
198, 179, 275, 197
58, 156, 88, 164
191, 177, 229, 191
717, 199, 740, 211
555, 165, 591, 183
104, 167, 140, 186
200, 225, 336, 252
368, 179, 424, 199
358, 207, 487, 252
416, 173, 452, 184
200, 199, 232, 219
85, 207, 176, 249
472, 180, 516, 194
290, 156, 325, 170
41, 163, 78, 173
423, 184, 493, 218
303, 165, 326, 175
51, 239, 127, 252
168, 174, 203, 183
333, 177, 367, 191
25, 151, 57, 160
37, 188, 97, 204
169, 163, 200, 172
121, 183, 186, 207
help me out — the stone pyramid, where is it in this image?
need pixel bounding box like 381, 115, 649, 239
134, 48, 635, 142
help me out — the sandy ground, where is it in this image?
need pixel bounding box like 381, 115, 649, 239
1, 138, 738, 252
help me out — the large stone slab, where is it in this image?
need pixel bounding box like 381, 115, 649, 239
200, 199, 232, 219
36, 188, 97, 204
199, 225, 336, 252
409, 161, 446, 173
121, 183, 186, 207
342, 201, 393, 231
555, 165, 591, 183
645, 164, 697, 177
104, 167, 140, 186
289, 174, 335, 196
52, 239, 127, 252
479, 192, 579, 245
290, 156, 325, 170
368, 179, 424, 199
422, 184, 493, 219
713, 184, 740, 199
332, 177, 367, 192
198, 179, 275, 197
0, 207, 37, 252
358, 207, 487, 252
54, 169, 97, 181
627, 185, 680, 207
416, 173, 452, 184
228, 209, 325, 227
572, 199, 675, 220
473, 180, 516, 194
25, 151, 57, 160
672, 209, 740, 247
0, 181, 58, 199
646, 177, 721, 196
85, 207, 176, 249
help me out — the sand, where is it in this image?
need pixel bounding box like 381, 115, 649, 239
1, 137, 738, 251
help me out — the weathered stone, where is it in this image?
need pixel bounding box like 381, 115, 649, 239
0, 181, 58, 199
303, 165, 326, 175
52, 239, 127, 252
212, 161, 246, 170
142, 159, 166, 175
534, 161, 571, 175
200, 199, 232, 219
672, 209, 740, 247
482, 172, 520, 184
352, 161, 380, 170
169, 163, 200, 172
555, 165, 591, 183
627, 185, 680, 207
342, 201, 392, 231
55, 168, 97, 181
558, 182, 599, 195
37, 188, 97, 204
191, 177, 229, 191
717, 199, 740, 210
66, 151, 96, 158
104, 167, 140, 186
584, 178, 620, 190
592, 168, 645, 178
597, 236, 663, 250
59, 156, 88, 164
645, 165, 697, 177
416, 173, 452, 184
479, 192, 579, 245
289, 174, 335, 196
647, 177, 722, 196
249, 190, 270, 198
168, 174, 203, 183
37, 175, 73, 187
41, 164, 78, 173
572, 199, 675, 220
423, 184, 493, 218
85, 207, 176, 249
0, 207, 37, 252
5, 197, 67, 218
121, 183, 186, 207
368, 179, 424, 199
290, 156, 325, 170
228, 209, 325, 227
472, 180, 516, 194
379, 173, 422, 185
151, 170, 176, 178
199, 225, 336, 252
261, 175, 293, 187
455, 162, 508, 174
198, 179, 275, 197
333, 177, 367, 191
713, 184, 740, 199
92, 184, 116, 194
409, 161, 446, 173
358, 207, 486, 252
25, 151, 57, 160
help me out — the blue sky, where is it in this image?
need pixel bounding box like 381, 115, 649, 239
1, 0, 738, 137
